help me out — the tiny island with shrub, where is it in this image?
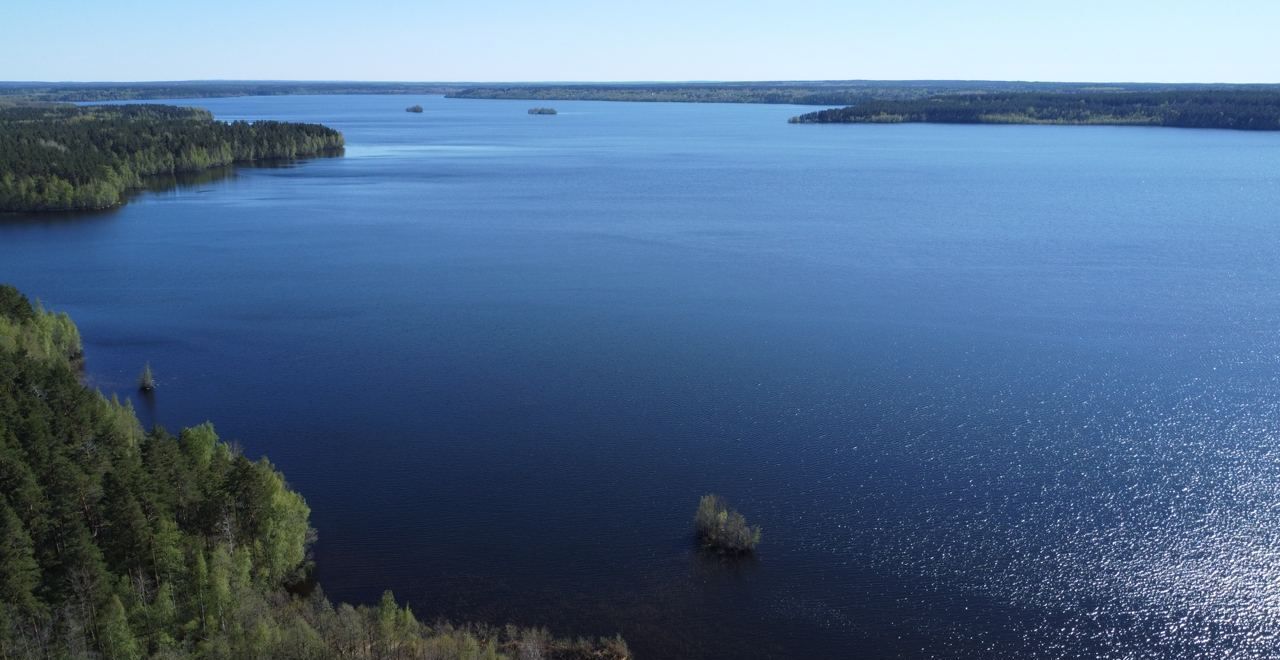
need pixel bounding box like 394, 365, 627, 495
527, 107, 558, 115
405, 104, 424, 113
695, 494, 762, 554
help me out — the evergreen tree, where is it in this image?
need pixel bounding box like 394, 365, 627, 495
0, 501, 43, 651
98, 595, 142, 660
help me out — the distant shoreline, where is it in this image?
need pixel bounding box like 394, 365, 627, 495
5, 80, 1280, 106
786, 91, 1280, 131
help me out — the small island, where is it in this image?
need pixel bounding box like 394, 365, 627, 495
528, 107, 558, 115
695, 494, 762, 554
405, 104, 424, 113
789, 90, 1280, 131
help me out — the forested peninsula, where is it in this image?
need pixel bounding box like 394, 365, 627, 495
788, 91, 1280, 130
0, 104, 344, 212
0, 82, 462, 103
0, 285, 629, 659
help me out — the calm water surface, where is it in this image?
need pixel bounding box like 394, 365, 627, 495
5, 95, 1280, 658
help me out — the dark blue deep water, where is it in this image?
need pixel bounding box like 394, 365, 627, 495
5, 95, 1280, 658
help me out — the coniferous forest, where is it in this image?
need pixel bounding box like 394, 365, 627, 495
0, 104, 344, 212
0, 285, 629, 659
788, 90, 1280, 130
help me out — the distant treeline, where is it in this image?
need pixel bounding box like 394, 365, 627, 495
0, 104, 344, 212
0, 81, 463, 103
788, 91, 1280, 130
5, 80, 1280, 108
447, 81, 1280, 106
450, 84, 903, 105
0, 284, 630, 659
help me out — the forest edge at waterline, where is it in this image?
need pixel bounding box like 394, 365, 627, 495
0, 284, 631, 659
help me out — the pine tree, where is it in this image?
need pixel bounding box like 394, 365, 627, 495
377, 590, 399, 657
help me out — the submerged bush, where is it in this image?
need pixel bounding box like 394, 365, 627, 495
695, 494, 761, 554
138, 361, 155, 391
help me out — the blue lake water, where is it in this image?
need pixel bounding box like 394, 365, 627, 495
5, 95, 1280, 657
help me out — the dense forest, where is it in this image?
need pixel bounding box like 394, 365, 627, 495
0, 104, 344, 212
0, 82, 462, 103
0, 285, 629, 659
788, 91, 1280, 130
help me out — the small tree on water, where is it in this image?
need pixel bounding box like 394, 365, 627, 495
695, 494, 761, 554
138, 362, 155, 392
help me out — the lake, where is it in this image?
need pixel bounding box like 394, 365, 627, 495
4, 94, 1280, 658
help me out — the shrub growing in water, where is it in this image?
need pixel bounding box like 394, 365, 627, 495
138, 361, 155, 391
695, 494, 761, 554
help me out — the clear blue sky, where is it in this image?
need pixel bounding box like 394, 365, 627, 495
1, 0, 1273, 83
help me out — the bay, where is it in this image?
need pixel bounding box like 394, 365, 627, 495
4, 94, 1280, 657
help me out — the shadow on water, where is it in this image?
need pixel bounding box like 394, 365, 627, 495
137, 152, 344, 197
0, 151, 343, 224
0, 204, 124, 225
136, 388, 157, 421
692, 544, 762, 579
138, 164, 239, 194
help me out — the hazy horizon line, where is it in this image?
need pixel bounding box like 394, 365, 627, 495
3, 78, 1278, 87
